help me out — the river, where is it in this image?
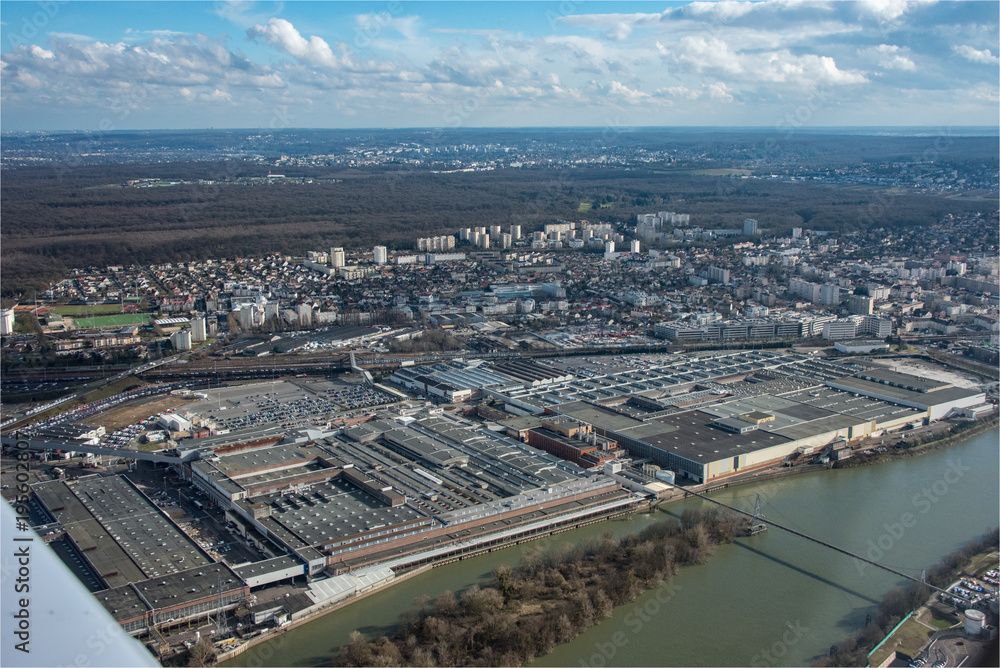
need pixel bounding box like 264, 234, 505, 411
223, 428, 998, 667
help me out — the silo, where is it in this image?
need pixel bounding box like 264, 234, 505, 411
964, 609, 985, 636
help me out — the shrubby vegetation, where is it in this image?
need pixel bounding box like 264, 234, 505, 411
814, 527, 999, 667
333, 507, 743, 667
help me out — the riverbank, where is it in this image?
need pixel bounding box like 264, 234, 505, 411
214, 565, 435, 664
834, 415, 999, 470
815, 531, 1000, 668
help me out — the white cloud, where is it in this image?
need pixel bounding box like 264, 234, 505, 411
247, 18, 338, 68
866, 44, 917, 71
604, 80, 650, 102
28, 45, 55, 60
670, 35, 868, 86
707, 81, 733, 102
952, 44, 999, 65
212, 1, 286, 29
0, 31, 285, 115
856, 0, 935, 23
47, 32, 96, 42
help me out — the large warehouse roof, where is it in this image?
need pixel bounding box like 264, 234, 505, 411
614, 410, 793, 462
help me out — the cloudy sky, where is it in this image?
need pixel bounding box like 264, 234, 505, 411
1, 1, 997, 130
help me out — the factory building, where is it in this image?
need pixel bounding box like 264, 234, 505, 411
826, 369, 985, 421
481, 352, 967, 484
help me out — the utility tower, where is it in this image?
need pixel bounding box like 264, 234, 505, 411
749, 494, 768, 535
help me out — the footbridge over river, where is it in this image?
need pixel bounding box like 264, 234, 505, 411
681, 487, 950, 595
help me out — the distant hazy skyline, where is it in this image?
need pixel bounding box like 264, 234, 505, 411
1, 1, 997, 131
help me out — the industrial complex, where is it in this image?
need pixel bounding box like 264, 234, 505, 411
4, 349, 991, 658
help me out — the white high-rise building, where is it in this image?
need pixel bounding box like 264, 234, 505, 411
490, 225, 502, 240
789, 277, 821, 304
630, 240, 641, 253
331, 247, 346, 269
501, 233, 512, 249
296, 303, 312, 326
510, 224, 521, 240
604, 240, 616, 260
190, 316, 207, 342
743, 218, 759, 236
479, 234, 490, 249
707, 266, 730, 284
820, 283, 841, 306
0, 308, 14, 335
170, 330, 192, 351
373, 246, 388, 265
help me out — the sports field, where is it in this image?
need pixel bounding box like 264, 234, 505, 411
73, 314, 151, 328
51, 304, 125, 316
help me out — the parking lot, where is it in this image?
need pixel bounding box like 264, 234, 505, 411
183, 378, 398, 432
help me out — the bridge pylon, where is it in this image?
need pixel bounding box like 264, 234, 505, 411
749, 494, 767, 536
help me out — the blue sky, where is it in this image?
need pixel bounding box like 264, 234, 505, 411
1, 1, 997, 130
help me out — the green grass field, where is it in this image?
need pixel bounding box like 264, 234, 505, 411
868, 617, 934, 668
73, 313, 151, 328
51, 304, 125, 316
578, 202, 593, 211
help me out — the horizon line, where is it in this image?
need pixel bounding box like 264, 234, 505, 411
3, 125, 998, 134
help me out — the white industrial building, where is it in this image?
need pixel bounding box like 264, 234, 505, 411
158, 413, 193, 432
826, 370, 985, 421
834, 339, 891, 354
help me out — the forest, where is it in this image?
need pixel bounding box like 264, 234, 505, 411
1, 158, 989, 298
332, 507, 744, 667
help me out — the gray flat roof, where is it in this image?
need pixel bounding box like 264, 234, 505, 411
101, 563, 244, 622
829, 377, 983, 407
234, 555, 304, 580
256, 478, 429, 546
33, 480, 147, 587
615, 410, 793, 462
552, 401, 645, 432
71, 476, 212, 579
853, 368, 949, 393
